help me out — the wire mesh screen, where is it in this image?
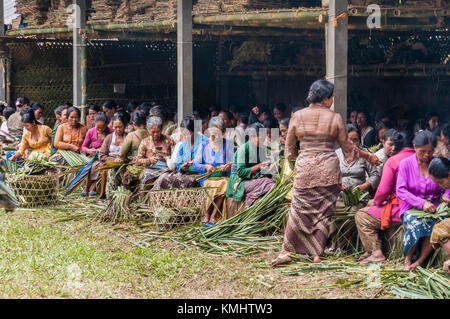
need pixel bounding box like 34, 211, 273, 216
8, 39, 217, 126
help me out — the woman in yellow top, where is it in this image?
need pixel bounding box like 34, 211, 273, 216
9, 108, 52, 161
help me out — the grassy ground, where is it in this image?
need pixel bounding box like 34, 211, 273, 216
0, 204, 414, 299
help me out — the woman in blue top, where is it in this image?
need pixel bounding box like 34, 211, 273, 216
152, 116, 204, 190
193, 116, 234, 224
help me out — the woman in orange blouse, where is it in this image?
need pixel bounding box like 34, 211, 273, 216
9, 108, 52, 160
53, 107, 88, 153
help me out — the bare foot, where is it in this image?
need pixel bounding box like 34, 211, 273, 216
209, 216, 217, 224
202, 214, 210, 225
270, 253, 292, 267
409, 261, 420, 272
361, 254, 386, 264
404, 257, 412, 271
313, 255, 321, 263
443, 260, 450, 274
358, 252, 371, 261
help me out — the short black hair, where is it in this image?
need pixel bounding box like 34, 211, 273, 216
428, 157, 449, 179
263, 117, 278, 129
306, 80, 334, 104
102, 100, 117, 110
180, 116, 195, 132
20, 107, 38, 124
346, 124, 361, 140
94, 112, 109, 124
89, 104, 101, 112
66, 106, 81, 118
3, 107, 16, 120
279, 117, 290, 128
273, 103, 287, 113
131, 110, 146, 127
413, 130, 437, 147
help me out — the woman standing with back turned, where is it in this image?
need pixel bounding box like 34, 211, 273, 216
271, 80, 381, 266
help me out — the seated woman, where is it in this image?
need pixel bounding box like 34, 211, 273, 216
434, 122, 449, 158
50, 106, 88, 165
331, 124, 380, 251
428, 158, 450, 274
9, 108, 52, 161
86, 105, 101, 129
226, 122, 275, 207
81, 112, 113, 197
396, 131, 450, 272
50, 106, 68, 156
374, 128, 397, 178
98, 113, 128, 199
135, 116, 173, 189
193, 116, 234, 225
336, 124, 380, 195
355, 130, 415, 263
152, 116, 203, 190
279, 117, 290, 156
356, 111, 377, 149
119, 111, 149, 188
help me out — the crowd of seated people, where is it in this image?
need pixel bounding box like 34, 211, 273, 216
0, 95, 448, 273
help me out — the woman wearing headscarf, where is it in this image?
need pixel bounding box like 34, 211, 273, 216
271, 80, 381, 266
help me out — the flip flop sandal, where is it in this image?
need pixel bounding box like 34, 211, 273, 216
89, 192, 97, 197
81, 192, 87, 197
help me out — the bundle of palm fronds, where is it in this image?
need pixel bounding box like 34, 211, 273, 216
408, 203, 449, 220
147, 172, 293, 256
342, 186, 369, 207
59, 150, 91, 167
96, 186, 133, 223
389, 266, 450, 299
195, 165, 225, 182
98, 161, 125, 171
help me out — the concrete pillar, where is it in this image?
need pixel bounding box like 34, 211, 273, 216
177, 0, 193, 124
326, 0, 348, 123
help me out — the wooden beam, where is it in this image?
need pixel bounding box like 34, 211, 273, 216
177, 0, 193, 123
73, 0, 87, 124
326, 0, 348, 123
0, 1, 6, 104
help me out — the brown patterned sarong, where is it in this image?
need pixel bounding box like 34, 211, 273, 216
355, 210, 382, 253
282, 185, 340, 256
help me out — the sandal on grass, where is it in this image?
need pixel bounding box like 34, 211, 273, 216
270, 253, 292, 267
81, 192, 87, 197
89, 192, 97, 197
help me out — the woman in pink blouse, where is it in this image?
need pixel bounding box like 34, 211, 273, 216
81, 112, 113, 197
396, 131, 450, 272
355, 130, 415, 263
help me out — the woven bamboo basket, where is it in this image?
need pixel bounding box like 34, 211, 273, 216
147, 188, 208, 232
6, 174, 59, 208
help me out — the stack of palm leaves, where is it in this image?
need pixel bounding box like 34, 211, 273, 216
146, 172, 293, 256
96, 186, 133, 223
408, 203, 449, 220
59, 150, 91, 167
98, 161, 125, 171
389, 266, 450, 299
342, 186, 369, 207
